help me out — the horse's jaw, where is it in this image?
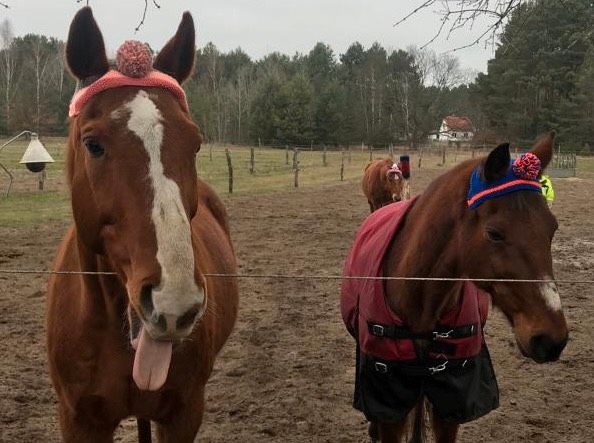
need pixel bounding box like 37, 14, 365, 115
128, 306, 173, 391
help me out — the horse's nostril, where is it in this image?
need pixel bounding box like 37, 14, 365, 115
529, 334, 567, 363
139, 285, 154, 319
155, 314, 167, 332
176, 305, 201, 330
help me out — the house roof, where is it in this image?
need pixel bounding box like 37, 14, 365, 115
443, 116, 474, 132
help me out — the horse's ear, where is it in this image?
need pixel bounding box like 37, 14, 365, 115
65, 7, 109, 81
154, 12, 195, 84
530, 131, 556, 170
483, 143, 511, 182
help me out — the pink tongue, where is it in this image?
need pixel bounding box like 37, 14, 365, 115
133, 327, 172, 391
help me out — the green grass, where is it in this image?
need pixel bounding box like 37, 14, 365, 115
576, 156, 594, 174
1, 137, 589, 229
0, 191, 71, 227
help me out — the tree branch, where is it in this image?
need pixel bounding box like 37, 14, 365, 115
395, 0, 526, 50
135, 0, 161, 32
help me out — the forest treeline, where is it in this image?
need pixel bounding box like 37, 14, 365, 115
0, 0, 593, 151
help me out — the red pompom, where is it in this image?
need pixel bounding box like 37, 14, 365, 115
116, 40, 153, 78
512, 152, 541, 179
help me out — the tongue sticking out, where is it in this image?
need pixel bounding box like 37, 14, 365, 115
133, 327, 173, 391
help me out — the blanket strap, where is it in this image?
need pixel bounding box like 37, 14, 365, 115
367, 322, 478, 341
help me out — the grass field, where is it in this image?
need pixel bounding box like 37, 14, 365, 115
0, 136, 590, 228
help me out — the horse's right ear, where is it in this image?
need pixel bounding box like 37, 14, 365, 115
483, 143, 511, 182
66, 7, 109, 81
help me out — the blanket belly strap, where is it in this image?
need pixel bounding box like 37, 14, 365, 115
368, 322, 478, 341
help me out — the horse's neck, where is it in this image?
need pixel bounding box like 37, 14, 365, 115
383, 193, 465, 332
75, 236, 127, 327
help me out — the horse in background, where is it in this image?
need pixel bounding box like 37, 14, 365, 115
363, 158, 409, 212
47, 8, 238, 442
342, 132, 568, 442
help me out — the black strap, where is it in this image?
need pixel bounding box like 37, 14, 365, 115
367, 322, 478, 341
366, 355, 475, 377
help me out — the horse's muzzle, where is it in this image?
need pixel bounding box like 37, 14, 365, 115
138, 284, 203, 339
528, 333, 567, 363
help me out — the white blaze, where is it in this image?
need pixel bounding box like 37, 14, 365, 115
123, 90, 203, 316
540, 277, 561, 312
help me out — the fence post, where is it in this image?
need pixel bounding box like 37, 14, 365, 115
225, 148, 233, 194
369, 145, 373, 161
285, 145, 289, 165
38, 170, 46, 191
418, 145, 423, 169
293, 148, 299, 188
323, 144, 327, 166
249, 146, 255, 174
441, 145, 446, 166
340, 148, 345, 181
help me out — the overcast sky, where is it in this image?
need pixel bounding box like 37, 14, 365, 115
3, 0, 496, 73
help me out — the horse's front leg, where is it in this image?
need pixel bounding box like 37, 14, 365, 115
369, 421, 406, 442
155, 389, 205, 443
58, 402, 117, 443
431, 410, 459, 443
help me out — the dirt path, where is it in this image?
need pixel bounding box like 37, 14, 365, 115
1, 171, 593, 442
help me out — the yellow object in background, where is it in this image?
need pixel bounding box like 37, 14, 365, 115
540, 175, 555, 203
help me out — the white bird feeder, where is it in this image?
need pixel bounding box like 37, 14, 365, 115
19, 133, 54, 172
0, 131, 54, 196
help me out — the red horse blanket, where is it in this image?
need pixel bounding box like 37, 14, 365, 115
341, 199, 499, 423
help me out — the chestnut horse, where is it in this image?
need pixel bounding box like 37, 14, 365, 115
362, 159, 407, 212
347, 133, 568, 442
47, 8, 237, 442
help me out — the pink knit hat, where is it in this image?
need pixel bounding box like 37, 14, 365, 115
69, 40, 189, 117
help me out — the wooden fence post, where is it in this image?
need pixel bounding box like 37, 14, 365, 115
340, 148, 345, 181
369, 145, 373, 161
250, 146, 255, 174
293, 148, 299, 188
323, 144, 327, 166
225, 148, 233, 194
38, 170, 46, 191
285, 145, 289, 165
441, 145, 446, 166
418, 145, 423, 169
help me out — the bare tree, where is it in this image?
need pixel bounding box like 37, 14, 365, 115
0, 18, 14, 132
395, 0, 526, 50
30, 37, 52, 131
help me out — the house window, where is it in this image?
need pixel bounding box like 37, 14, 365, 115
452, 132, 457, 138
464, 132, 468, 138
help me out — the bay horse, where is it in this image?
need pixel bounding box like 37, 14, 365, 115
47, 8, 238, 442
342, 132, 568, 442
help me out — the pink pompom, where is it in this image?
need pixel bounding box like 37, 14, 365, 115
116, 40, 153, 78
512, 152, 541, 179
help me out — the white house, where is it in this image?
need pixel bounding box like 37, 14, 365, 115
430, 116, 474, 142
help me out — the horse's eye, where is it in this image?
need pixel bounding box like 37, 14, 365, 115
83, 138, 104, 157
486, 228, 505, 243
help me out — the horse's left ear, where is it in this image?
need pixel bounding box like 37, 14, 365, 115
154, 12, 195, 84
530, 130, 556, 170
